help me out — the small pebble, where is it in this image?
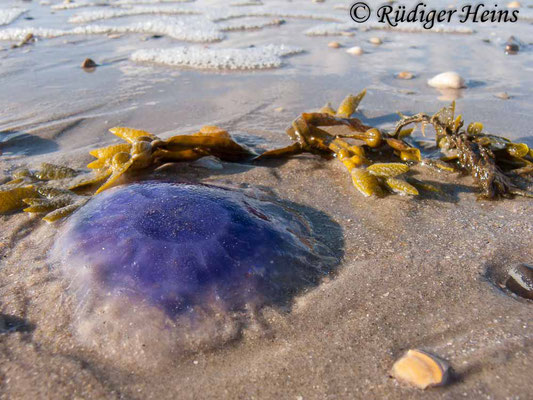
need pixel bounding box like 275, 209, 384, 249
328, 41, 341, 49
274, 106, 284, 112
506, 263, 533, 300
391, 349, 451, 389
505, 36, 520, 54
505, 43, 519, 54
81, 58, 98, 69
494, 92, 510, 100
369, 37, 382, 45
507, 1, 521, 8
340, 31, 355, 37
397, 71, 414, 80
346, 46, 363, 56
427, 71, 466, 89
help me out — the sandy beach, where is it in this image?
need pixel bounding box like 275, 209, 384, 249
1, 0, 532, 399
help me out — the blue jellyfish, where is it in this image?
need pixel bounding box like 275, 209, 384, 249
54, 182, 332, 321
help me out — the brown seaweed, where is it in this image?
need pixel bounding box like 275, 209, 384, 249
1, 91, 531, 223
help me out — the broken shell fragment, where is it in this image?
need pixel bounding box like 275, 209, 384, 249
505, 264, 533, 300
427, 71, 466, 89
328, 41, 341, 49
346, 46, 363, 56
369, 37, 382, 45
397, 71, 414, 80
391, 349, 451, 389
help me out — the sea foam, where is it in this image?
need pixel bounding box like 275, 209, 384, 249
0, 8, 27, 26
304, 23, 355, 36
131, 44, 303, 70
217, 18, 284, 32
0, 17, 224, 42
52, 0, 193, 9
69, 5, 200, 23
69, 4, 341, 23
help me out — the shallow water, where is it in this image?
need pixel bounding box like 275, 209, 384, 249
0, 0, 532, 399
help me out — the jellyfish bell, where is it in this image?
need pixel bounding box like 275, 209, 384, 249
51, 182, 334, 366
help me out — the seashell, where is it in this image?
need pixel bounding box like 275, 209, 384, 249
427, 71, 466, 89
391, 349, 451, 389
505, 264, 533, 300
328, 41, 341, 49
397, 71, 414, 80
507, 1, 521, 8
346, 46, 363, 56
369, 37, 382, 45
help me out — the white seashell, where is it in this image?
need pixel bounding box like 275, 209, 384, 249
346, 46, 363, 55
506, 263, 533, 299
369, 37, 382, 45
427, 71, 466, 89
328, 41, 341, 48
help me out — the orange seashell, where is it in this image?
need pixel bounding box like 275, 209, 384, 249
391, 349, 450, 389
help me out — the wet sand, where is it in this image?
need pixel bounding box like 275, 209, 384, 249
1, 0, 532, 399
